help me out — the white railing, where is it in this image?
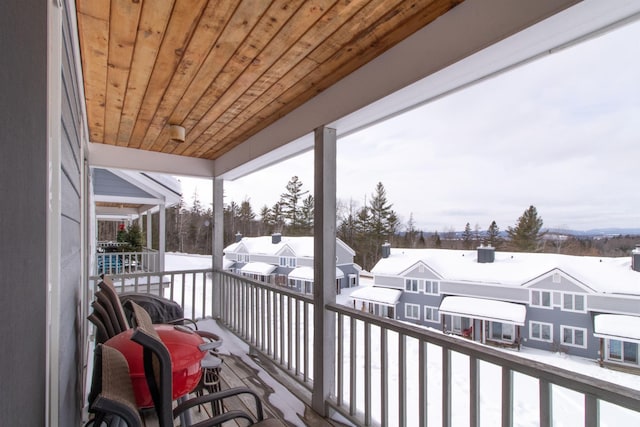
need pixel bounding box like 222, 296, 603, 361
94, 248, 159, 275
87, 269, 640, 426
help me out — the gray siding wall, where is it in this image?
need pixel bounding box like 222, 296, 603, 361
523, 307, 597, 359
588, 294, 640, 315
441, 281, 530, 303
336, 243, 353, 264
375, 275, 404, 289
93, 168, 153, 198
58, 5, 84, 425
0, 1, 48, 425
527, 273, 587, 292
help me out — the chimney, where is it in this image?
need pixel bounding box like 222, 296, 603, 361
633, 245, 640, 273
272, 233, 282, 244
381, 242, 391, 259
235, 232, 243, 243
477, 245, 495, 263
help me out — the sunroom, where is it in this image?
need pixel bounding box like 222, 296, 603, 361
4, 1, 640, 426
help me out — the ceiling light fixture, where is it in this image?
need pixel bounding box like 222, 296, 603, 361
169, 124, 185, 143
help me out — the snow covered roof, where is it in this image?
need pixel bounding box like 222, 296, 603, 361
351, 287, 402, 306
288, 266, 344, 281
224, 235, 354, 258
594, 314, 640, 343
439, 296, 526, 325
223, 258, 235, 270
371, 248, 640, 295
240, 262, 276, 275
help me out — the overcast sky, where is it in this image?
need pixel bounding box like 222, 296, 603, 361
178, 19, 640, 233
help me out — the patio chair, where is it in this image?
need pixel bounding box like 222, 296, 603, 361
86, 344, 142, 427
129, 301, 284, 426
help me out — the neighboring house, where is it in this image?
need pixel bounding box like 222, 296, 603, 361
224, 234, 360, 294
92, 167, 182, 274
355, 244, 640, 371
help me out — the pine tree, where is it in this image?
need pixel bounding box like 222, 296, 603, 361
433, 231, 442, 248
259, 205, 271, 235
486, 220, 502, 248
238, 198, 255, 236
300, 194, 314, 233
280, 176, 308, 234
507, 205, 546, 252
462, 222, 473, 249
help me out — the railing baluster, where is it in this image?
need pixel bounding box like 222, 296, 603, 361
303, 300, 309, 383
279, 292, 285, 365
585, 394, 598, 427
540, 378, 551, 427
350, 316, 357, 416
365, 321, 371, 426
381, 327, 388, 427
502, 366, 513, 427
399, 333, 406, 426
337, 312, 344, 407
419, 339, 428, 426
470, 356, 479, 427
287, 295, 292, 370
442, 347, 451, 427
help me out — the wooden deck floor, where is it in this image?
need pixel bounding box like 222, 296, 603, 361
152, 319, 350, 426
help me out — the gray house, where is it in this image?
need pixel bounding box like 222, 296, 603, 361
224, 234, 360, 294
357, 245, 640, 370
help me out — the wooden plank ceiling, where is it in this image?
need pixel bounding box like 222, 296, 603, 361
76, 0, 462, 160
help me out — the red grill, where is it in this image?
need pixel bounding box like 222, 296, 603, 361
105, 325, 206, 408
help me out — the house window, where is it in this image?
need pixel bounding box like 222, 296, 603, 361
279, 256, 297, 267
562, 293, 586, 312
451, 316, 471, 333
349, 274, 357, 286
405, 303, 420, 320
552, 272, 561, 283
238, 254, 249, 262
530, 321, 552, 342
424, 305, 439, 323
405, 279, 419, 293
424, 280, 439, 295
561, 326, 587, 348
531, 290, 552, 308
608, 339, 638, 364
490, 322, 514, 342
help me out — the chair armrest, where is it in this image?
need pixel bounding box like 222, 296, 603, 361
172, 387, 265, 422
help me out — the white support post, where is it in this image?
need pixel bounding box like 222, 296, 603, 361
212, 178, 224, 319
312, 126, 337, 415
159, 203, 165, 272
146, 212, 152, 249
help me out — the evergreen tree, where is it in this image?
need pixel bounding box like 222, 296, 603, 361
486, 220, 502, 248
259, 205, 271, 235
462, 222, 473, 249
238, 198, 255, 236
433, 231, 442, 248
270, 201, 285, 233
404, 213, 418, 248
507, 205, 546, 252
300, 194, 314, 233
280, 176, 308, 234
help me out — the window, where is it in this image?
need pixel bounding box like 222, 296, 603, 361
552, 272, 561, 283
405, 279, 419, 292
451, 316, 471, 333
490, 322, 514, 341
424, 305, 439, 322
238, 254, 249, 262
562, 293, 586, 312
531, 290, 552, 308
279, 256, 296, 267
608, 340, 638, 364
561, 326, 587, 348
405, 303, 420, 320
424, 280, 439, 295
530, 321, 552, 342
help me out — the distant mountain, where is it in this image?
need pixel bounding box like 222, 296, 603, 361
546, 228, 640, 237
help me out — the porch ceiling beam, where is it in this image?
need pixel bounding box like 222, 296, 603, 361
88, 142, 215, 178
95, 205, 154, 216
94, 195, 163, 205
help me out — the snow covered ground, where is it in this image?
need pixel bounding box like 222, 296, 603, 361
164, 253, 640, 426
